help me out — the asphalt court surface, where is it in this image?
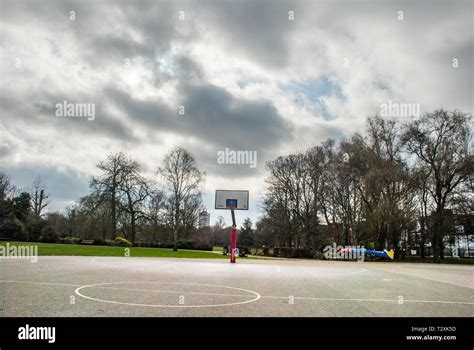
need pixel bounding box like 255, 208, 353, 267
0, 256, 473, 316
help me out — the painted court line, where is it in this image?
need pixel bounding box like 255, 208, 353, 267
259, 295, 474, 305
1, 279, 473, 306
369, 266, 474, 290
75, 282, 261, 308
89, 285, 254, 298
0, 280, 81, 287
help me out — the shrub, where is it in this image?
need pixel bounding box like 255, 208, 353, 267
273, 247, 312, 258
0, 217, 27, 241
192, 242, 213, 251
114, 236, 132, 247
238, 246, 251, 257
59, 236, 81, 245
39, 225, 58, 243
174, 240, 212, 251
313, 251, 325, 260
176, 240, 194, 249
130, 241, 212, 251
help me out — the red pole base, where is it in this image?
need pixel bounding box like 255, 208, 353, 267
230, 226, 237, 263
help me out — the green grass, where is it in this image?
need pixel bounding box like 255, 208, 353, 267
0, 241, 235, 259
212, 246, 224, 252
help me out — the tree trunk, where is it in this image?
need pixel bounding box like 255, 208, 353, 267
432, 232, 441, 263
439, 236, 444, 260
111, 190, 117, 240
173, 229, 178, 251
131, 215, 136, 245
174, 200, 179, 251
432, 211, 444, 263
419, 214, 426, 260
394, 245, 401, 260
376, 229, 385, 251
420, 233, 426, 260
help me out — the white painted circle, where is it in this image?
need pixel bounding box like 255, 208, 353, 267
75, 281, 261, 308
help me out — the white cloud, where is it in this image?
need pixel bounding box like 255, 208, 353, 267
0, 0, 472, 222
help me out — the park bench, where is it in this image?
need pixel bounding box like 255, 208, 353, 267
80, 240, 95, 245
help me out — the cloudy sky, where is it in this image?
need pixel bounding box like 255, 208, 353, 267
0, 0, 472, 225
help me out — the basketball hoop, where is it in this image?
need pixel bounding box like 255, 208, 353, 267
215, 190, 249, 263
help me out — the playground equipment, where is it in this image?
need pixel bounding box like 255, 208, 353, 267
341, 247, 395, 260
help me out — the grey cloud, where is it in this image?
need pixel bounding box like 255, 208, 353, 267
105, 79, 293, 154
88, 35, 155, 63
0, 92, 136, 149
198, 0, 301, 68
2, 0, 184, 69
1, 0, 472, 220
4, 0, 299, 70
31, 92, 137, 143
76, 2, 182, 66
179, 83, 292, 150
0, 143, 11, 158
190, 143, 268, 180
1, 164, 90, 205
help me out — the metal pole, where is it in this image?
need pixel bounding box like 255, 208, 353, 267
231, 209, 236, 227
230, 209, 237, 263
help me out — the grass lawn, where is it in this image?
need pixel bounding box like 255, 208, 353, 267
0, 241, 236, 259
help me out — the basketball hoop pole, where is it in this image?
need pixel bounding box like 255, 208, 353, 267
215, 190, 248, 263
230, 208, 237, 263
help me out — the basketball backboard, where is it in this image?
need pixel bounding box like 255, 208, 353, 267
215, 190, 249, 210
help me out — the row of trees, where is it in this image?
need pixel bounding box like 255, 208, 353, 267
0, 173, 52, 242
259, 110, 473, 262
1, 109, 471, 262
0, 147, 207, 251
0, 146, 260, 252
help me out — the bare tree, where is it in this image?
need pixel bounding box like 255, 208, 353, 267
411, 166, 433, 259
264, 151, 318, 249
402, 110, 473, 262
119, 160, 152, 244
214, 216, 226, 228
64, 203, 79, 237
147, 190, 165, 243
262, 116, 419, 257
31, 176, 50, 217
77, 193, 112, 240
328, 137, 364, 245
359, 117, 416, 256
180, 193, 203, 234
91, 152, 130, 239
0, 171, 15, 201
158, 147, 203, 251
